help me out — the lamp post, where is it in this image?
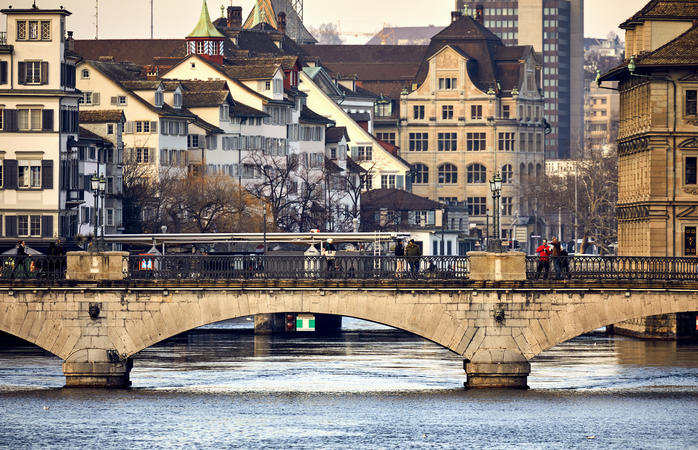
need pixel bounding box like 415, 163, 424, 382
90, 174, 100, 251
489, 172, 503, 253
99, 175, 106, 250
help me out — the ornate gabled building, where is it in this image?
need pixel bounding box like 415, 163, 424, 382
599, 0, 698, 338
399, 15, 546, 250
243, 0, 317, 45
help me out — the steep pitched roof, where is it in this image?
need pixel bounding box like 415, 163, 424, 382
620, 0, 698, 29
362, 189, 442, 211
79, 110, 125, 123
243, 0, 317, 44
231, 103, 268, 118
183, 91, 231, 107
74, 39, 187, 66
299, 106, 334, 125
221, 63, 281, 80
325, 126, 350, 144
188, 0, 225, 38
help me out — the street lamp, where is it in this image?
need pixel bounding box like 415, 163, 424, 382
99, 175, 107, 250
90, 174, 100, 251
489, 172, 503, 253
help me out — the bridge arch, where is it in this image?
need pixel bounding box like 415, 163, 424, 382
112, 290, 472, 361
522, 290, 698, 359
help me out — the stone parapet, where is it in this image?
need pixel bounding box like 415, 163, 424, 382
66, 251, 129, 281
467, 251, 526, 281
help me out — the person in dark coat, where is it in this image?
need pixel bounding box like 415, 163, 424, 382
550, 237, 563, 279
405, 239, 421, 277
11, 240, 28, 278
394, 239, 405, 276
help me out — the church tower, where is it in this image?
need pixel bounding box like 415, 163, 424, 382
186, 0, 225, 64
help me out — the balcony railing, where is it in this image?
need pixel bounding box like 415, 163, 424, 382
526, 255, 698, 281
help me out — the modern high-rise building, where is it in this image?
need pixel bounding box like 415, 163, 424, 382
457, 0, 584, 159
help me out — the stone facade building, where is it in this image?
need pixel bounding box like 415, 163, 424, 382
599, 0, 698, 338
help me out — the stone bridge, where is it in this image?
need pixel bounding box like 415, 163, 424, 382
0, 252, 697, 389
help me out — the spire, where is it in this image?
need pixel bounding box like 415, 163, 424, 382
187, 0, 225, 38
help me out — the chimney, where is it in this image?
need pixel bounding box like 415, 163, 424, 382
476, 4, 484, 24
277, 12, 287, 35
227, 6, 242, 29
451, 11, 462, 23
66, 30, 74, 52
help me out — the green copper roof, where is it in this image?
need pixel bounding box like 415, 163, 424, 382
187, 0, 225, 38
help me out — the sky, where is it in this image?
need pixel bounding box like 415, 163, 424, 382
1, 0, 648, 41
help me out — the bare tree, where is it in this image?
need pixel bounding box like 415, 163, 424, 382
244, 150, 298, 231
309, 23, 343, 45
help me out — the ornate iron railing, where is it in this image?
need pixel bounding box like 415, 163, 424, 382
526, 255, 698, 281
126, 255, 470, 281
0, 255, 66, 280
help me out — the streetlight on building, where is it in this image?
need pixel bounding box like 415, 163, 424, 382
90, 174, 100, 251
489, 172, 503, 253
99, 175, 107, 249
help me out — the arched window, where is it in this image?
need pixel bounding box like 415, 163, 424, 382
438, 163, 458, 184
413, 163, 429, 184
458, 218, 464, 230
501, 164, 513, 183
466, 163, 487, 183
520, 163, 526, 184
536, 163, 543, 181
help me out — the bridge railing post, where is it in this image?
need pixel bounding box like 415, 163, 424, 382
468, 251, 526, 281
65, 252, 129, 281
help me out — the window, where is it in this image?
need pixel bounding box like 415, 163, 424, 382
442, 105, 454, 120
686, 226, 697, 256
502, 197, 513, 216
498, 132, 515, 151
376, 132, 395, 145
437, 132, 457, 151
135, 121, 150, 133
81, 69, 90, 79
273, 79, 282, 94
30, 215, 41, 236
471, 105, 483, 120
381, 175, 396, 189
467, 197, 487, 216
466, 164, 487, 183
375, 101, 391, 117
17, 20, 50, 41
154, 89, 164, 107
686, 90, 697, 116
17, 160, 41, 188
502, 105, 510, 119
466, 132, 486, 151
265, 81, 271, 91
79, 92, 93, 105
18, 215, 29, 236
409, 133, 428, 151
22, 61, 43, 84
363, 173, 373, 190
686, 157, 697, 185
501, 164, 513, 183
413, 105, 424, 120
413, 163, 429, 184
438, 163, 457, 184
358, 146, 372, 161
118, 96, 127, 105
135, 148, 149, 164
107, 124, 114, 135
438, 77, 457, 90
106, 209, 114, 227
18, 107, 43, 131
174, 92, 183, 108
196, 41, 206, 54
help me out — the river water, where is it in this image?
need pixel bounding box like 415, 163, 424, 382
0, 318, 697, 449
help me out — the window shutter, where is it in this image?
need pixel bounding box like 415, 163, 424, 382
41, 160, 54, 189
60, 62, 65, 87
0, 61, 7, 85
4, 109, 18, 131
351, 146, 358, 159
161, 119, 168, 135
18, 62, 26, 84
40, 61, 49, 85
42, 109, 53, 131
125, 121, 134, 134
68, 65, 76, 88
92, 92, 100, 105
5, 216, 17, 237
41, 216, 53, 238
396, 175, 404, 190
408, 211, 416, 225
150, 121, 157, 133
405, 172, 413, 192
3, 159, 17, 189
428, 211, 435, 225
111, 96, 118, 105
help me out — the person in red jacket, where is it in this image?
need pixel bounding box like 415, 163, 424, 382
535, 239, 552, 279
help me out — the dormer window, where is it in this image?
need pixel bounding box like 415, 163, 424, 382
16, 20, 51, 41
219, 104, 229, 121
173, 91, 183, 109
154, 88, 164, 108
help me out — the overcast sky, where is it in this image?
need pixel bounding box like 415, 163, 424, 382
2, 0, 648, 41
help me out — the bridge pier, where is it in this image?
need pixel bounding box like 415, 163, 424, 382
63, 359, 132, 388
464, 361, 530, 389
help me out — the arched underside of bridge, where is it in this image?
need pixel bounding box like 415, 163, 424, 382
0, 287, 697, 388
